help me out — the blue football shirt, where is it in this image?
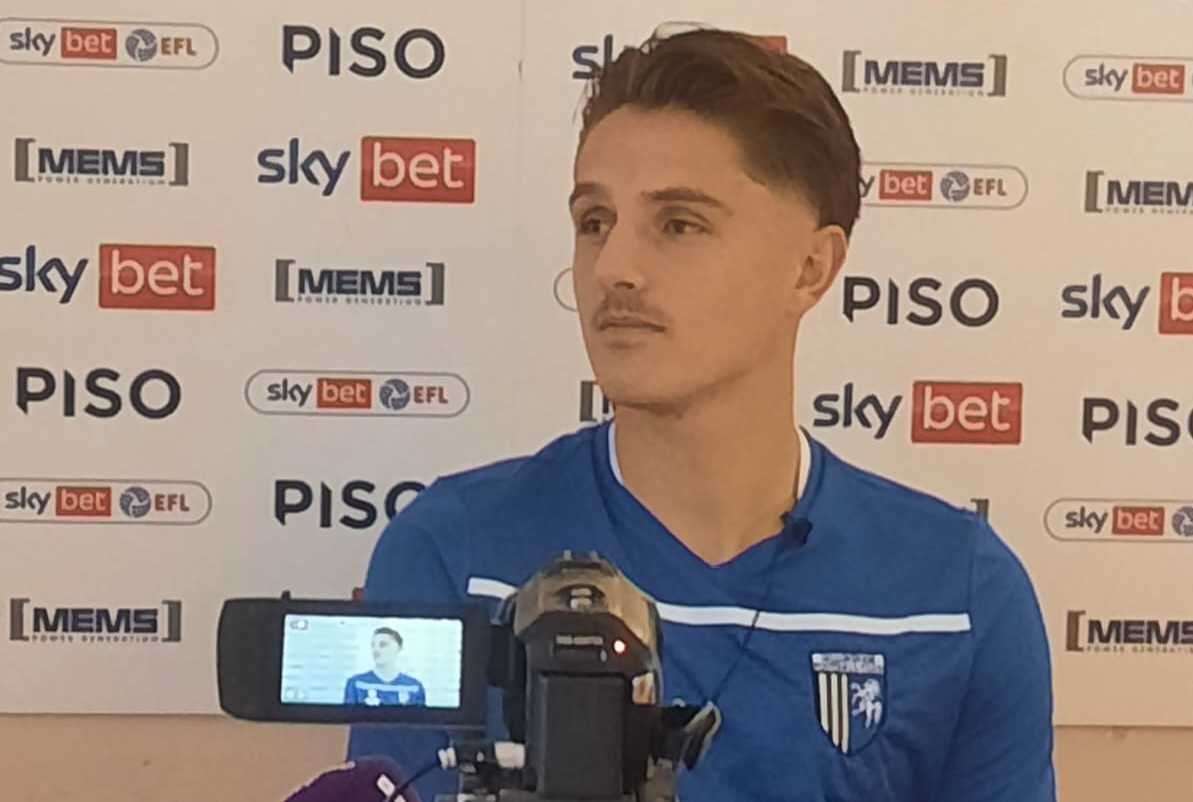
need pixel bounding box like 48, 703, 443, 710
343, 671, 427, 707
348, 422, 1056, 802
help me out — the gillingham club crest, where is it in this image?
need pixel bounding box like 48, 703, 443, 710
811, 652, 886, 755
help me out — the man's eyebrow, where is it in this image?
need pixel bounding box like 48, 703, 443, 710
567, 182, 732, 214
568, 181, 603, 210
644, 186, 731, 214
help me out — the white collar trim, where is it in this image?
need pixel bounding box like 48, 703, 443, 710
607, 421, 812, 500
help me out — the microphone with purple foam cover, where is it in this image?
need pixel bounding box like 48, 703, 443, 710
283, 756, 421, 802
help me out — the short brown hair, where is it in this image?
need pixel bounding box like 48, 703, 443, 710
577, 26, 862, 237
373, 627, 403, 648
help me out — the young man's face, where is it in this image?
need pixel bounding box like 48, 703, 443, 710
371, 634, 401, 670
570, 105, 844, 410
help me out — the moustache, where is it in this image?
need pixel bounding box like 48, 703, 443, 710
592, 294, 667, 330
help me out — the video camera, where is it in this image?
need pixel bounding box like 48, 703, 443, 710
217, 553, 721, 802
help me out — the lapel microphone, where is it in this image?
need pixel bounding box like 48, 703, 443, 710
780, 514, 814, 549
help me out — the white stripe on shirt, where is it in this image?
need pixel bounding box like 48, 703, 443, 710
465, 577, 971, 635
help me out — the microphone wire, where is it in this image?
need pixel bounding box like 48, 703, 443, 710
391, 756, 443, 801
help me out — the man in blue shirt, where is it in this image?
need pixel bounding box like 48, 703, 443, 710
349, 26, 1055, 802
343, 627, 427, 707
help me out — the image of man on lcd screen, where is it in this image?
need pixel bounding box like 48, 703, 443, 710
343, 627, 427, 707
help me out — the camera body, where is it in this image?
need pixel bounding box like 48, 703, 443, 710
218, 553, 719, 802
485, 553, 668, 801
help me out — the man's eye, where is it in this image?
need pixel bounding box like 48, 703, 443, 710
578, 217, 607, 235
664, 219, 703, 235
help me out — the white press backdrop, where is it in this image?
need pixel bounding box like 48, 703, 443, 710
1, 0, 1190, 727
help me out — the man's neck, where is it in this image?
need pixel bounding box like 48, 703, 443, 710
610, 367, 801, 566
374, 667, 401, 683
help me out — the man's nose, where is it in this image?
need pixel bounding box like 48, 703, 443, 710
591, 223, 647, 291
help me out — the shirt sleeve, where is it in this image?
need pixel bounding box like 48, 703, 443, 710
346, 482, 471, 802
343, 677, 354, 706
932, 522, 1057, 802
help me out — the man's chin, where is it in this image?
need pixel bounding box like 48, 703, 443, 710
597, 379, 689, 413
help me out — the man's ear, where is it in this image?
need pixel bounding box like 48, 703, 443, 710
794, 224, 848, 309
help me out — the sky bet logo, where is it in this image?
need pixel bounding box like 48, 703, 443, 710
1045, 498, 1193, 543
282, 25, 444, 78
1, 18, 217, 69
274, 479, 425, 529
842, 51, 1007, 97
9, 598, 181, 644
571, 33, 787, 79
1065, 610, 1193, 655
257, 137, 475, 202
0, 479, 210, 525
860, 164, 1027, 209
1082, 397, 1193, 447
1, 245, 86, 303
246, 370, 469, 418
1060, 273, 1193, 334
812, 381, 1023, 444
275, 259, 444, 308
1, 244, 215, 309
14, 138, 189, 187
99, 244, 215, 310
16, 367, 181, 420
842, 276, 999, 327
1065, 56, 1193, 102
1084, 170, 1193, 215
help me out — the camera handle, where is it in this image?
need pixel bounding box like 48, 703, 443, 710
434, 701, 720, 802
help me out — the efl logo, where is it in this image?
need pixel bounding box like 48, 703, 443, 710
860, 163, 1027, 209
0, 479, 210, 525
0, 245, 87, 304
579, 380, 613, 423
1084, 170, 1193, 215
274, 479, 425, 529
1044, 499, 1193, 542
842, 277, 1000, 328
810, 380, 1023, 443
1065, 56, 1193, 101
245, 370, 470, 418
1064, 610, 1193, 655
1059, 272, 1193, 333
14, 138, 189, 187
842, 51, 1008, 97
361, 137, 475, 203
99, 244, 215, 311
1, 19, 217, 69
275, 259, 445, 308
1081, 398, 1193, 447
8, 598, 182, 644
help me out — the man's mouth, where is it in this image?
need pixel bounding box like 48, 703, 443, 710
598, 315, 664, 332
